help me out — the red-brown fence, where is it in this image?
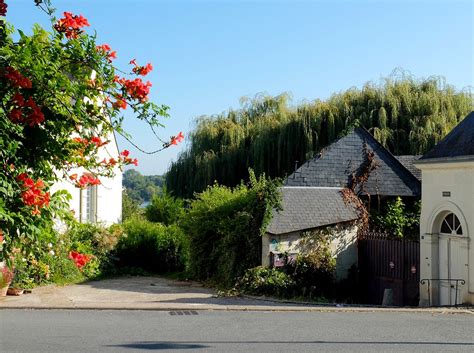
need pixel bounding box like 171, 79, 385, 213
358, 231, 420, 306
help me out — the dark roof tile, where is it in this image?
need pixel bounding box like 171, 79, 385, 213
285, 128, 421, 196
420, 111, 474, 161
267, 187, 359, 235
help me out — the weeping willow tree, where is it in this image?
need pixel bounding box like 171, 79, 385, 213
167, 72, 473, 198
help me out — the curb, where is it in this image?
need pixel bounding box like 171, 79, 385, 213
1, 303, 473, 314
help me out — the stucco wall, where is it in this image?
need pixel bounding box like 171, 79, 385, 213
262, 222, 359, 280
51, 131, 122, 228
418, 160, 474, 305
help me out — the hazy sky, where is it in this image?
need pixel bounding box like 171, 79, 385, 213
7, 0, 473, 175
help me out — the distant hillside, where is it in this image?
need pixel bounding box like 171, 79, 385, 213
166, 72, 473, 198
122, 169, 164, 203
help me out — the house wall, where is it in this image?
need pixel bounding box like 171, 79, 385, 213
262, 222, 359, 280
51, 131, 122, 228
417, 160, 474, 305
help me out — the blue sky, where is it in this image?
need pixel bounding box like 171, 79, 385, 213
7, 0, 473, 175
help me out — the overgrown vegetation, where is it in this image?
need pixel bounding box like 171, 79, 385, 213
236, 227, 337, 300
145, 191, 185, 225
373, 197, 421, 239
167, 72, 473, 197
116, 218, 188, 274
235, 266, 295, 297
10, 222, 125, 289
182, 170, 281, 287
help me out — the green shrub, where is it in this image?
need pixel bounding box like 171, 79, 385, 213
117, 218, 188, 273
10, 222, 124, 288
374, 197, 420, 238
183, 170, 280, 286
236, 266, 295, 297
64, 222, 125, 277
145, 191, 185, 225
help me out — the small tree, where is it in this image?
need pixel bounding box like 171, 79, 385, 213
375, 197, 420, 238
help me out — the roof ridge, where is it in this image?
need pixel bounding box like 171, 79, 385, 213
356, 127, 421, 185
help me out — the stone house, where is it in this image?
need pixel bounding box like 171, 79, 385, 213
417, 111, 474, 306
262, 127, 421, 280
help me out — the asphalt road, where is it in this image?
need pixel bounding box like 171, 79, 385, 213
0, 309, 473, 353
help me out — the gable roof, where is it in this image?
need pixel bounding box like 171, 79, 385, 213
419, 111, 474, 163
396, 155, 422, 181
267, 187, 359, 235
285, 128, 421, 197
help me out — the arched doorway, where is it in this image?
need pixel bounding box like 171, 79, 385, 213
435, 211, 469, 305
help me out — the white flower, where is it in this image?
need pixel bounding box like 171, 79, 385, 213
48, 243, 53, 248
49, 250, 55, 256
22, 258, 27, 262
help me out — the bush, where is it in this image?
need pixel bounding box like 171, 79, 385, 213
117, 218, 188, 273
183, 170, 280, 287
64, 222, 125, 277
145, 191, 185, 225
10, 222, 124, 288
283, 228, 336, 298
236, 266, 295, 297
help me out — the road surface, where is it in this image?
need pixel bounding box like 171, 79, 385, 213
1, 309, 473, 352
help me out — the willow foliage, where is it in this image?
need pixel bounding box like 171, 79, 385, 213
167, 73, 473, 198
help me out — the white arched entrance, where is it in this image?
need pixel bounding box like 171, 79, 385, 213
429, 205, 469, 306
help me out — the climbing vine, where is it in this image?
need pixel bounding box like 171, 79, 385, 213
0, 1, 183, 265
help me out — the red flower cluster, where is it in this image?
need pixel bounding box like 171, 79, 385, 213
69, 173, 101, 188
9, 94, 45, 126
17, 173, 50, 216
0, 0, 7, 17
68, 251, 91, 269
170, 132, 185, 146
130, 59, 153, 76
100, 157, 118, 167
120, 150, 138, 166
96, 44, 117, 61
54, 12, 90, 39
112, 95, 127, 110
115, 77, 152, 102
73, 136, 107, 148
4, 67, 32, 89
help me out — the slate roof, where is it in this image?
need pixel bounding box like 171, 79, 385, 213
285, 128, 421, 197
396, 155, 422, 181
419, 111, 474, 162
267, 187, 359, 235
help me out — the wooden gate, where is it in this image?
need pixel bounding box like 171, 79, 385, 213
358, 232, 420, 306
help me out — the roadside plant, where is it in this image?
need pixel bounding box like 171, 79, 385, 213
0, 0, 183, 267
235, 266, 295, 297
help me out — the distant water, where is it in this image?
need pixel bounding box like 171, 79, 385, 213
140, 201, 151, 208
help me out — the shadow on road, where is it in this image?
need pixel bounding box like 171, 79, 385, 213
108, 340, 474, 350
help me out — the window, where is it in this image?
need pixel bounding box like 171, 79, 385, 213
80, 185, 97, 223
440, 212, 462, 235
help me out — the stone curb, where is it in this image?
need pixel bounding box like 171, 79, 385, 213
239, 294, 474, 314
1, 302, 473, 314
